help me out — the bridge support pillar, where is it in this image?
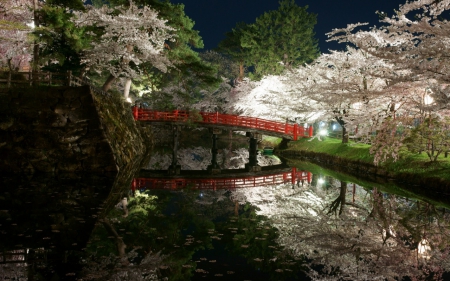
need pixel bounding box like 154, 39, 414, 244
278, 137, 290, 149
168, 125, 181, 175
208, 129, 221, 174
245, 132, 261, 172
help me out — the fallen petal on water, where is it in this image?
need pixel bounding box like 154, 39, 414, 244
275, 269, 283, 272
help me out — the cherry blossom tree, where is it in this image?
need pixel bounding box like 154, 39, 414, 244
289, 48, 393, 143
327, 0, 450, 116
73, 1, 174, 99
226, 47, 395, 142
0, 0, 34, 71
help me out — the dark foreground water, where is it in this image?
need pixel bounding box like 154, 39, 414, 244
1, 163, 450, 281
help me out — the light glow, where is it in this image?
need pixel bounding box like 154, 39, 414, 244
418, 239, 431, 259
353, 102, 362, 110
424, 95, 434, 105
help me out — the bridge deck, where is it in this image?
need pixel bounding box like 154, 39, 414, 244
133, 109, 313, 140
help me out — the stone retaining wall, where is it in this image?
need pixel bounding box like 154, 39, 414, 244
0, 86, 146, 174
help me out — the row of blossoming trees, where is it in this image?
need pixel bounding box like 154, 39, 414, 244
0, 0, 222, 104
228, 0, 450, 164
1, 0, 449, 164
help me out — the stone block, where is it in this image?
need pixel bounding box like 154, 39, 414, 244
51, 113, 68, 127
32, 160, 56, 173
0, 118, 13, 132
245, 164, 261, 172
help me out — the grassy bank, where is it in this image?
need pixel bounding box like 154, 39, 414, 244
284, 138, 450, 182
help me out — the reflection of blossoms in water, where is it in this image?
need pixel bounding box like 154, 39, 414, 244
230, 182, 450, 281
143, 147, 281, 170
0, 250, 28, 280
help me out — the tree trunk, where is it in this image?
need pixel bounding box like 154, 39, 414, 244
238, 61, 244, 81
102, 74, 116, 92
335, 116, 348, 143
124, 78, 132, 100
101, 218, 127, 259
121, 198, 129, 218
342, 126, 349, 143
120, 44, 134, 97
327, 181, 347, 216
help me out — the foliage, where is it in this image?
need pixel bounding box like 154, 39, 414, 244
0, 0, 33, 70
228, 0, 450, 161
370, 117, 409, 166
45, 0, 84, 10
37, 4, 89, 74
72, 1, 174, 96
186, 109, 202, 125
404, 117, 450, 162
240, 0, 319, 79
109, 0, 222, 107
199, 50, 239, 82
0, 0, 86, 72
216, 22, 252, 81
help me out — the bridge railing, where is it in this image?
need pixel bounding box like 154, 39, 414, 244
133, 108, 313, 140
132, 168, 312, 190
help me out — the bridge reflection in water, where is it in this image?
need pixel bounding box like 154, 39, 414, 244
133, 167, 311, 191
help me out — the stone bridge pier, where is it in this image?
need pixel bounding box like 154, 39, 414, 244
168, 125, 181, 175
207, 128, 222, 174
166, 127, 265, 175
245, 132, 262, 172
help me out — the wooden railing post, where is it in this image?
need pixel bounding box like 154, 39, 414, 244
308, 126, 313, 137
132, 106, 139, 120
291, 167, 297, 185
293, 123, 298, 140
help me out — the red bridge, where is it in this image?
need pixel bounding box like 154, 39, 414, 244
132, 168, 312, 191
132, 108, 313, 140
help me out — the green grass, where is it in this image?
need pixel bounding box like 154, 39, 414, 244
286, 137, 450, 182
288, 138, 373, 162
262, 136, 283, 146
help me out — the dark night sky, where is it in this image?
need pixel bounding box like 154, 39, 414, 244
170, 0, 407, 53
